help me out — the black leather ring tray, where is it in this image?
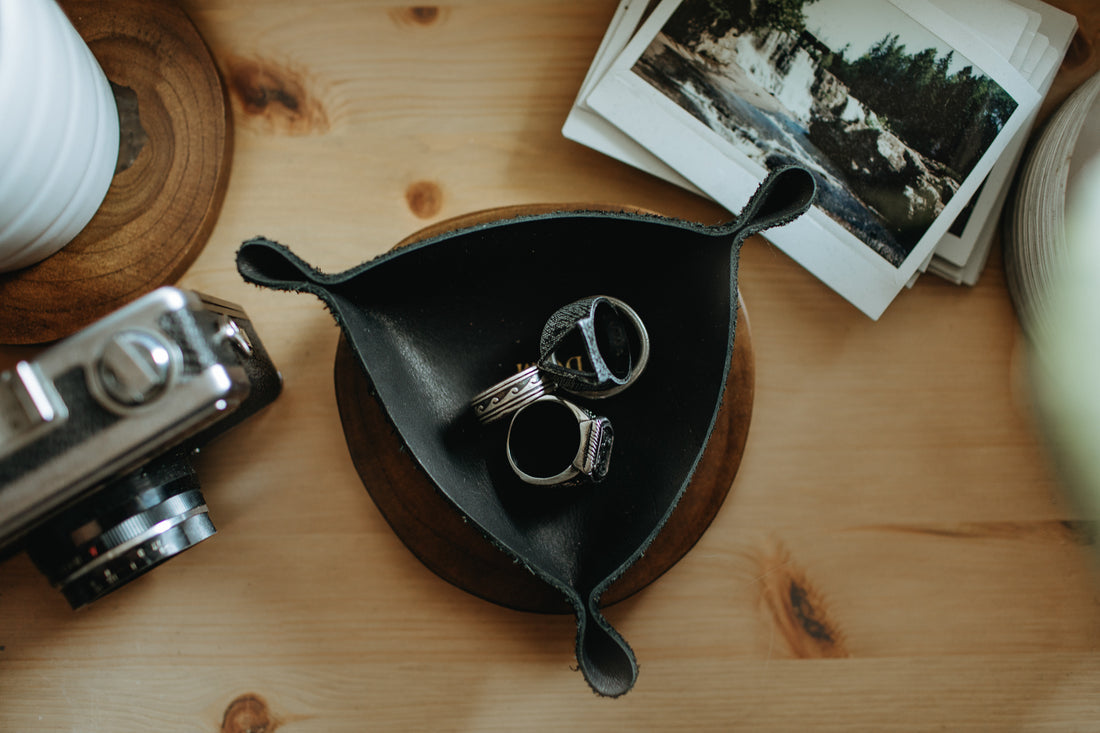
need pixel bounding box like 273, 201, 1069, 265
236, 166, 816, 697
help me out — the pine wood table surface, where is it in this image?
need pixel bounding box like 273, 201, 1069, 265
2, 1, 1099, 730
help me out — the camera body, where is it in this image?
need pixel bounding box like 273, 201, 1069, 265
0, 287, 281, 608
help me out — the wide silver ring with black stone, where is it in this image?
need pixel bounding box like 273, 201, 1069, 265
470, 365, 556, 425
506, 395, 614, 486
539, 295, 650, 399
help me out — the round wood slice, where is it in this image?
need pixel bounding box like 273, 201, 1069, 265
333, 205, 755, 613
0, 0, 231, 345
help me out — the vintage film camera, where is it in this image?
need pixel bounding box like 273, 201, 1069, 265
0, 288, 281, 608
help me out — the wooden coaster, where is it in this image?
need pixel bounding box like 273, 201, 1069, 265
0, 0, 230, 345
333, 206, 755, 612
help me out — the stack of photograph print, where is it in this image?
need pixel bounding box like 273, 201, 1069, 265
564, 0, 1077, 318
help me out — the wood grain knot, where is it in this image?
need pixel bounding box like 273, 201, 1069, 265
390, 6, 447, 27
110, 82, 147, 174
410, 6, 439, 24
225, 55, 329, 135
221, 693, 280, 733
755, 543, 847, 659
1061, 520, 1098, 546
405, 180, 444, 218
787, 580, 838, 646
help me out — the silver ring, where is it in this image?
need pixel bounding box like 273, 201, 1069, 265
470, 365, 555, 425
506, 395, 614, 486
548, 296, 650, 399
591, 296, 649, 397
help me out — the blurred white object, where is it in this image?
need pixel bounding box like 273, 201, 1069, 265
1030, 154, 1100, 517
0, 0, 119, 273
1006, 71, 1100, 339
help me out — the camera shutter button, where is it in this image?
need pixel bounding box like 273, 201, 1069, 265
95, 330, 175, 408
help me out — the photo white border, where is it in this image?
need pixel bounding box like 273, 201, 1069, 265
933, 0, 1076, 270
564, 0, 1056, 275
586, 0, 1040, 318
561, 0, 703, 193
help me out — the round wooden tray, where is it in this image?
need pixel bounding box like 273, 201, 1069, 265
333, 206, 755, 613
0, 0, 231, 345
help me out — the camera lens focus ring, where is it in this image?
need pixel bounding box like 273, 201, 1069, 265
93, 490, 206, 552
23, 450, 217, 609
58, 498, 215, 609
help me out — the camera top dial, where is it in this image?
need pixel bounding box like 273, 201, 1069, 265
91, 329, 181, 411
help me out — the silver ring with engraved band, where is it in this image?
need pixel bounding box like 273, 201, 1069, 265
470, 365, 555, 425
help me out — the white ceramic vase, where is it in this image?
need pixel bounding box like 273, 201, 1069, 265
0, 0, 119, 273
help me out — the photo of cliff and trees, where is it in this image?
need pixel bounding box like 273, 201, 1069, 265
632, 0, 1018, 265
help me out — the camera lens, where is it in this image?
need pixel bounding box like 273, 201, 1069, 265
23, 447, 216, 609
